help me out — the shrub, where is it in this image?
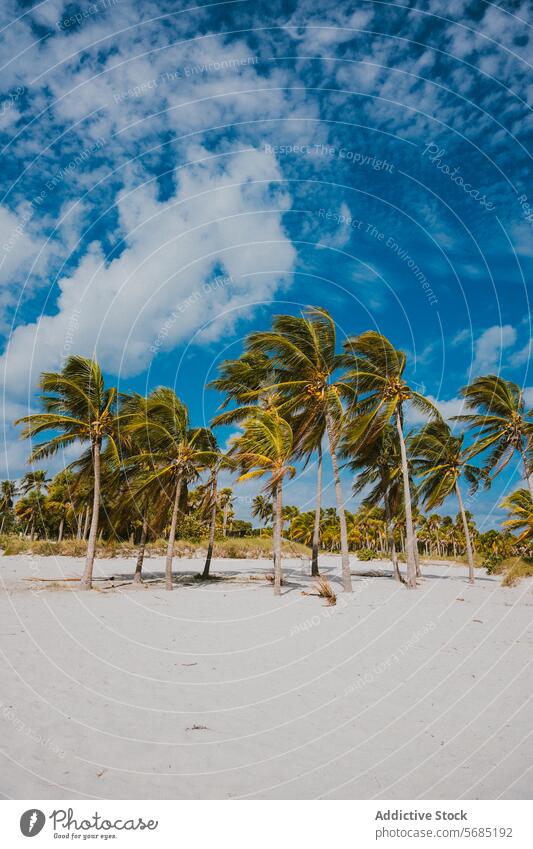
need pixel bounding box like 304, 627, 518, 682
357, 548, 376, 561
31, 541, 58, 555
483, 553, 504, 574
3, 537, 27, 555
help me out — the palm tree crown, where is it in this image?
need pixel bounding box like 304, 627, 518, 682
456, 375, 533, 497
343, 331, 441, 587
500, 489, 533, 543
16, 356, 118, 461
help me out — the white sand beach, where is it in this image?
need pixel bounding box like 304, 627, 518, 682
1, 555, 532, 800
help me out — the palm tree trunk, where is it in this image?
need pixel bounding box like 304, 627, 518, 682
384, 488, 402, 582
520, 449, 533, 500
134, 511, 149, 584
395, 407, 417, 588
456, 481, 475, 584
202, 472, 218, 579
326, 413, 352, 592
273, 480, 283, 596
311, 444, 322, 576
83, 505, 90, 540
57, 517, 64, 543
414, 535, 421, 577
165, 477, 183, 591
271, 493, 277, 569
222, 502, 229, 537
80, 440, 101, 590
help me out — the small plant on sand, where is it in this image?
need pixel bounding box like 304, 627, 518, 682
314, 576, 337, 606
266, 573, 284, 586
357, 548, 375, 561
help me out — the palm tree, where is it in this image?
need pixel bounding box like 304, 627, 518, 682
20, 470, 50, 495
15, 492, 46, 540
342, 423, 404, 581
106, 391, 164, 584
426, 513, 443, 556
252, 494, 273, 531
281, 504, 299, 535
500, 489, 533, 543
201, 449, 233, 579
0, 480, 17, 533
408, 420, 484, 584
230, 410, 295, 595
46, 470, 75, 541
455, 375, 533, 498
246, 307, 353, 591
288, 510, 316, 546
15, 356, 118, 589
321, 508, 341, 552
125, 388, 216, 590
209, 351, 279, 426
343, 331, 441, 588
17, 471, 50, 539
218, 488, 235, 537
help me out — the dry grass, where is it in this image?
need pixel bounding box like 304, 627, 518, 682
1, 535, 310, 560
314, 576, 337, 606
499, 557, 533, 587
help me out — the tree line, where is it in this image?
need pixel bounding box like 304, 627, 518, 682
7, 307, 532, 593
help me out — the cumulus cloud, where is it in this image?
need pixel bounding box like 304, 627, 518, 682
405, 395, 467, 426
0, 146, 295, 397
471, 324, 517, 374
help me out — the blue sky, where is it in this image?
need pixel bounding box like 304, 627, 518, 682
0, 0, 531, 529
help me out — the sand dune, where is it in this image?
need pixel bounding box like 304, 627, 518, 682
1, 554, 532, 800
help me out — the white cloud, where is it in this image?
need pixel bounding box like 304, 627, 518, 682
472, 324, 517, 374
523, 387, 533, 408
0, 146, 295, 398
406, 395, 467, 426
510, 339, 532, 368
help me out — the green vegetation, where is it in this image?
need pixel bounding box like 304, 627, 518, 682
5, 307, 533, 592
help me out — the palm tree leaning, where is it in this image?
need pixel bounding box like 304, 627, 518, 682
456, 375, 533, 499
230, 410, 295, 596
15, 356, 118, 589
247, 307, 353, 591
343, 332, 442, 588
125, 388, 216, 591
408, 420, 484, 584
